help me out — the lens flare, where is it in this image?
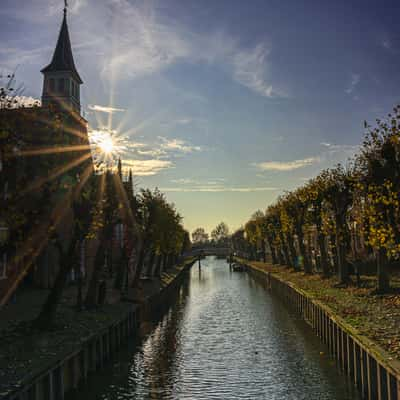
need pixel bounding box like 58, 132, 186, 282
89, 129, 128, 171
98, 136, 114, 154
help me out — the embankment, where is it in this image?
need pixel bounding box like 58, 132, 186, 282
241, 260, 400, 400
1, 259, 195, 400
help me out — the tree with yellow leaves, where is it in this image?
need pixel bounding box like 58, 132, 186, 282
355, 106, 400, 292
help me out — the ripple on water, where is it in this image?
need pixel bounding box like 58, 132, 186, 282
74, 257, 361, 400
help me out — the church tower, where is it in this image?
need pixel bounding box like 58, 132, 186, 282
41, 4, 83, 114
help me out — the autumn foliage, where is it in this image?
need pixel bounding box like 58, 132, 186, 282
236, 105, 400, 293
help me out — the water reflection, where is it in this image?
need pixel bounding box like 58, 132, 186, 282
75, 257, 361, 400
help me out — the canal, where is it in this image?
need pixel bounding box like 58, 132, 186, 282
75, 256, 361, 399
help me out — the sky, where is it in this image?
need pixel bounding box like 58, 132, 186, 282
1, 0, 400, 235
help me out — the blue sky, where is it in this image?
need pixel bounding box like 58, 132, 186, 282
1, 0, 400, 235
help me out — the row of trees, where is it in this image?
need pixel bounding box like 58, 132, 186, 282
34, 168, 191, 328
192, 222, 230, 247
1, 82, 191, 329
234, 105, 400, 293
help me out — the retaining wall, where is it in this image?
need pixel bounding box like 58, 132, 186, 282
8, 308, 138, 400
245, 263, 400, 400
6, 260, 195, 400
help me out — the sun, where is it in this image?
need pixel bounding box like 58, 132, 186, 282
89, 128, 128, 171
98, 135, 115, 154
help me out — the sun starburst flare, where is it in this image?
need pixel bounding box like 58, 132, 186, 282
89, 128, 128, 172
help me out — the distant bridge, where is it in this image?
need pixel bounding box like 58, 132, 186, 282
184, 247, 231, 258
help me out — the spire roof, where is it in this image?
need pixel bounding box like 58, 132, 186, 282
41, 10, 83, 84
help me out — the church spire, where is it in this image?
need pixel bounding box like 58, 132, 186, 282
41, 2, 82, 113
117, 158, 122, 180
128, 169, 133, 186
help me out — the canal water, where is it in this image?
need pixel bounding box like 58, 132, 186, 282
76, 256, 361, 399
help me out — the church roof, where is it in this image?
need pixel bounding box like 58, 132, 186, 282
41, 11, 83, 84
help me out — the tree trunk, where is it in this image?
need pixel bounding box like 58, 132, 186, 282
336, 215, 348, 284
131, 241, 147, 288
267, 237, 278, 264
270, 245, 278, 264
297, 229, 311, 274
261, 239, 266, 262
154, 254, 162, 277
287, 234, 298, 271
76, 264, 83, 311
252, 245, 257, 261
277, 245, 285, 265
106, 239, 113, 278
114, 246, 127, 290
146, 251, 156, 277
162, 253, 168, 273
160, 254, 167, 275
167, 253, 173, 269
34, 240, 77, 329
377, 247, 390, 293
317, 233, 329, 278
85, 244, 105, 308
329, 235, 337, 272
279, 232, 292, 267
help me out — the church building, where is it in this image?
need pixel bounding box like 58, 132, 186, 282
0, 4, 93, 305
41, 7, 83, 114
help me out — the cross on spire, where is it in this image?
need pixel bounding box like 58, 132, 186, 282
41, 0, 83, 113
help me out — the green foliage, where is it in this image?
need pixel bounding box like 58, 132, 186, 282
137, 188, 187, 256
211, 222, 230, 245
192, 227, 209, 244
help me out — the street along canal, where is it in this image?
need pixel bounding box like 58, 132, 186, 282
73, 256, 361, 399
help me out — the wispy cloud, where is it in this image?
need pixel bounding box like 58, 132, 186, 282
159, 136, 202, 153
160, 186, 278, 192
345, 73, 360, 94
176, 118, 192, 125
171, 178, 198, 184
233, 43, 277, 97
382, 40, 392, 50
73, 0, 283, 98
99, 0, 189, 79
123, 159, 173, 176
136, 149, 166, 157
0, 47, 47, 70
48, 0, 87, 15
254, 143, 358, 173
1, 0, 283, 101
380, 36, 398, 54
170, 177, 226, 185
319, 142, 359, 161
255, 157, 319, 171
88, 104, 125, 114
320, 142, 358, 152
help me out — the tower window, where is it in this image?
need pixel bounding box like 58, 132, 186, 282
65, 79, 70, 95
49, 78, 55, 92
58, 78, 65, 93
